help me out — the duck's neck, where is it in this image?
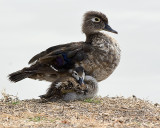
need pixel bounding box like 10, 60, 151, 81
85, 32, 107, 45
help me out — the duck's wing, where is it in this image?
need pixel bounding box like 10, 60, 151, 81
29, 42, 90, 72
29, 42, 82, 64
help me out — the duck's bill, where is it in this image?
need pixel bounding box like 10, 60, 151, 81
104, 24, 118, 34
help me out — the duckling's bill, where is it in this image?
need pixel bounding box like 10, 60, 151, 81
78, 77, 84, 85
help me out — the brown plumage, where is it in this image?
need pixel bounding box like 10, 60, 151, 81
9, 11, 121, 86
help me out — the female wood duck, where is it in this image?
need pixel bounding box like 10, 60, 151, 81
40, 67, 98, 101
9, 11, 121, 85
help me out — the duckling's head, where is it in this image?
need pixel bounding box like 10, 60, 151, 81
72, 67, 85, 85
82, 11, 117, 34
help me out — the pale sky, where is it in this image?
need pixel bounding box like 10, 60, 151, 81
0, 0, 160, 103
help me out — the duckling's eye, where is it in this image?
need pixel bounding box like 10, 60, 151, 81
72, 71, 79, 81
91, 17, 101, 22
74, 72, 78, 75
73, 71, 78, 76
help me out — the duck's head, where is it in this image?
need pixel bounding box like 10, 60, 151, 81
82, 11, 118, 34
72, 67, 85, 86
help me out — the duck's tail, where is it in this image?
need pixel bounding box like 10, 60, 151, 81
8, 68, 34, 83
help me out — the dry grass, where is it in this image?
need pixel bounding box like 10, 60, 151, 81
0, 93, 160, 128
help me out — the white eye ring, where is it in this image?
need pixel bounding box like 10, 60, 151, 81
91, 17, 101, 22
72, 71, 79, 81
73, 71, 78, 76
74, 72, 78, 76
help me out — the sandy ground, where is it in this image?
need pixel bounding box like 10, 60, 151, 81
0, 93, 160, 128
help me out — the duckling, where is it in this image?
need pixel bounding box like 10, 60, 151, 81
57, 66, 87, 94
62, 67, 98, 101
9, 11, 120, 87
39, 67, 87, 100
40, 67, 98, 101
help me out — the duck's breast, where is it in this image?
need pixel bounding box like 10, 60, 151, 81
79, 36, 121, 81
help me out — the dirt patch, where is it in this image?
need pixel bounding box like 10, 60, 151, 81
0, 95, 160, 128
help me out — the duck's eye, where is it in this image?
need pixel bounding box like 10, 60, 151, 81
91, 17, 101, 22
